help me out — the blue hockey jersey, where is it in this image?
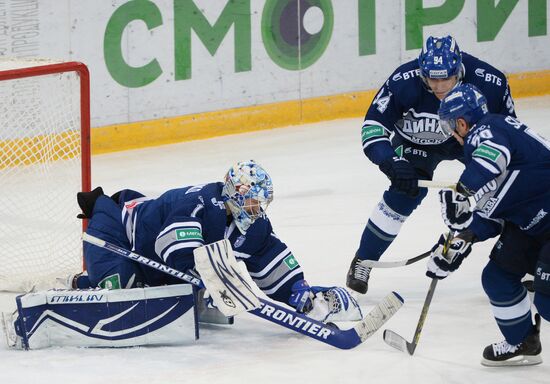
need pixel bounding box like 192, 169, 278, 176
459, 114, 550, 241
361, 52, 516, 164
121, 182, 303, 301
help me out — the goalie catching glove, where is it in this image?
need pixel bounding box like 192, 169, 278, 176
439, 189, 472, 231
426, 233, 473, 280
289, 280, 363, 323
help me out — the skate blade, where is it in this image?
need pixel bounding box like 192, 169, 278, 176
198, 309, 234, 325
481, 354, 542, 367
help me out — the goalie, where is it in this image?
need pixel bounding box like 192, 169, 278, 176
73, 160, 361, 323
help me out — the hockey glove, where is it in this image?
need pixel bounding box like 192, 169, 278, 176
379, 156, 419, 197
289, 279, 314, 313
426, 234, 472, 280
439, 189, 472, 232
76, 186, 105, 219
308, 286, 363, 323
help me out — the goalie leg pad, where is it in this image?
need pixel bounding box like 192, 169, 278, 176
9, 284, 198, 349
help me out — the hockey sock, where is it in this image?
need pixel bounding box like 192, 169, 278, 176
357, 189, 426, 260
533, 251, 550, 296
482, 260, 534, 345
74, 273, 92, 289
534, 292, 550, 322
533, 244, 550, 321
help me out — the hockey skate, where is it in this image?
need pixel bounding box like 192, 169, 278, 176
346, 254, 372, 294
196, 288, 234, 325
481, 314, 542, 367
56, 271, 88, 289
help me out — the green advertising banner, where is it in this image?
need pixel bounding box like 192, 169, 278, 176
0, 0, 548, 149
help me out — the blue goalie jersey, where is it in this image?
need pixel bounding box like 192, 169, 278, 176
361, 52, 516, 164
120, 182, 303, 301
459, 114, 550, 241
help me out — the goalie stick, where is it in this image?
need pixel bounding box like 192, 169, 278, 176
382, 233, 453, 355
83, 233, 404, 350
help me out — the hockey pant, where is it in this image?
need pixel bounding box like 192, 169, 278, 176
481, 225, 550, 345
83, 195, 147, 289
84, 189, 198, 288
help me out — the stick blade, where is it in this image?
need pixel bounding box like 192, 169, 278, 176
353, 291, 404, 342
383, 329, 415, 355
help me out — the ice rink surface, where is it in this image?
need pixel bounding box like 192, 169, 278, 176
1, 97, 550, 384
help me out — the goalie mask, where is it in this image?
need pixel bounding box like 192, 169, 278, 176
222, 160, 274, 234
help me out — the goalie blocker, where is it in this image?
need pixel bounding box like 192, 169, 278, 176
3, 284, 198, 350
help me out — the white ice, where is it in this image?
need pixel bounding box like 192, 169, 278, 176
1, 97, 550, 384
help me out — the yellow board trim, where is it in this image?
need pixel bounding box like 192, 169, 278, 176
0, 68, 518, 155
507, 69, 550, 98
91, 90, 377, 154
0, 131, 80, 169
93, 69, 550, 155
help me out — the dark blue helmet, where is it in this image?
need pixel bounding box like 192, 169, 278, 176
418, 36, 462, 79
438, 84, 489, 137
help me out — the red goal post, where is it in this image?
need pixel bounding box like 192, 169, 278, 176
0, 60, 91, 292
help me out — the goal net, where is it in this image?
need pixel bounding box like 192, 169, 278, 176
0, 59, 90, 292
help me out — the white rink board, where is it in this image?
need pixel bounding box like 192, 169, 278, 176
1, 96, 549, 384
0, 1, 548, 128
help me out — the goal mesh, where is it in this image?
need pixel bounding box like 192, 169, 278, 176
0, 60, 90, 292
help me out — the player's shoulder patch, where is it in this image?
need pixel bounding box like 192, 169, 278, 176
463, 53, 506, 88
389, 59, 421, 84
472, 143, 502, 162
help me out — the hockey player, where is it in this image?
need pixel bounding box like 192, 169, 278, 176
426, 84, 550, 366
347, 35, 516, 294
74, 160, 361, 323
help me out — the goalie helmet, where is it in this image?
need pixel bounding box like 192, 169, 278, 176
438, 83, 488, 138
418, 35, 463, 79
222, 160, 274, 234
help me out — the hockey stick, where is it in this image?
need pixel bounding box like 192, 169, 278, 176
382, 232, 453, 355
383, 278, 438, 355
418, 180, 456, 190
83, 233, 404, 350
360, 250, 431, 269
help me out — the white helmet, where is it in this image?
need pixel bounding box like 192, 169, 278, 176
222, 160, 274, 234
